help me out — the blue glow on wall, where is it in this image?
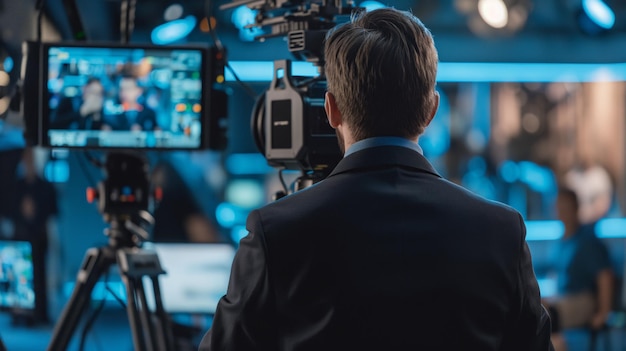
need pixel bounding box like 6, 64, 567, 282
596, 218, 626, 239
216, 202, 254, 229
216, 202, 238, 228
525, 218, 626, 241
44, 159, 70, 183
420, 88, 450, 157
472, 83, 491, 143
230, 225, 249, 246
509, 184, 527, 219
225, 62, 626, 83
225, 153, 274, 175
360, 1, 386, 11
0, 127, 26, 150
225, 179, 265, 208
64, 281, 126, 301
517, 161, 556, 193
526, 220, 564, 241
499, 160, 519, 183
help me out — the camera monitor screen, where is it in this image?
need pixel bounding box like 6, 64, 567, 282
0, 240, 35, 311
41, 43, 209, 149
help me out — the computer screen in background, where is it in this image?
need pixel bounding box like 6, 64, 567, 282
0, 240, 35, 312
143, 243, 236, 314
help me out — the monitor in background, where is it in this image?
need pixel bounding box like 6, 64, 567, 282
0, 240, 35, 312
143, 243, 236, 315
40, 43, 210, 150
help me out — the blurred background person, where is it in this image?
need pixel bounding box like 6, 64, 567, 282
104, 74, 159, 131
49, 77, 106, 130
565, 161, 615, 226
542, 187, 614, 351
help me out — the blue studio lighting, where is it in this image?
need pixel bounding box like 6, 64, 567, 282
360, 1, 386, 11
216, 202, 238, 228
225, 179, 265, 209
524, 218, 626, 241
525, 220, 564, 241
225, 153, 273, 175
231, 5, 263, 41
151, 15, 197, 45
596, 218, 626, 239
231, 5, 256, 29
499, 160, 519, 183
420, 88, 450, 157
230, 225, 249, 245
3, 56, 13, 73
64, 281, 126, 301
225, 62, 626, 83
517, 161, 556, 193
582, 0, 615, 31
44, 159, 70, 183
216, 202, 253, 229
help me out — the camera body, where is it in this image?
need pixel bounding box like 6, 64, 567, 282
254, 59, 339, 175
235, 0, 363, 177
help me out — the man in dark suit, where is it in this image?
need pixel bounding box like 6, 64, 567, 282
199, 8, 553, 351
104, 75, 159, 131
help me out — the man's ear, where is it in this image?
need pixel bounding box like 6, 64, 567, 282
325, 92, 342, 129
425, 91, 440, 127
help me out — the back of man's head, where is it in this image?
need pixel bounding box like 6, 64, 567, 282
324, 8, 439, 141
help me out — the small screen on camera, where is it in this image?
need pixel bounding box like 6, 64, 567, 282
41, 43, 208, 149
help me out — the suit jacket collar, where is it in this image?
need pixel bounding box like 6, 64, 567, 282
327, 145, 442, 179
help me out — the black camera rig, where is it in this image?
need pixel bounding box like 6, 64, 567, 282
222, 0, 363, 188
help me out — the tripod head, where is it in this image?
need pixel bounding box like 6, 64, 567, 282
86, 152, 156, 248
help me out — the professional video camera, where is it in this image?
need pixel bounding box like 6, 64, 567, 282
221, 0, 364, 189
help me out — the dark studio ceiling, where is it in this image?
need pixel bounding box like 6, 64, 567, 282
2, 0, 626, 65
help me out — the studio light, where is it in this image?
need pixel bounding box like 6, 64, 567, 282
163, 3, 184, 22
578, 0, 615, 35
458, 0, 532, 37
151, 15, 197, 45
231, 5, 263, 42
359, 1, 387, 12
478, 0, 508, 28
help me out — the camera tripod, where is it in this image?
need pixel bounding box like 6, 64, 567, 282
47, 214, 175, 351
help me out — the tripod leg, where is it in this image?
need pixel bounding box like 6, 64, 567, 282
122, 276, 175, 351
123, 276, 150, 351
151, 276, 176, 351
135, 278, 160, 350
118, 248, 177, 351
47, 247, 116, 351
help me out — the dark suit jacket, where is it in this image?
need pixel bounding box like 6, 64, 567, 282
199, 145, 553, 351
105, 107, 158, 131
